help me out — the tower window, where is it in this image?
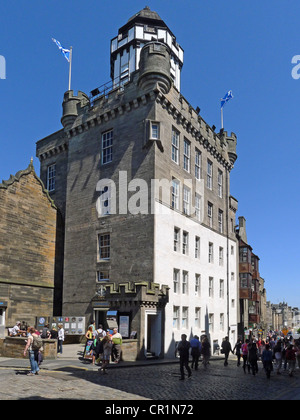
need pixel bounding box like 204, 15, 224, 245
102, 130, 113, 164
47, 164, 56, 192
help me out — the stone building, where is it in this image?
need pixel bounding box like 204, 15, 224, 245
36, 7, 239, 358
236, 216, 267, 337
0, 160, 62, 337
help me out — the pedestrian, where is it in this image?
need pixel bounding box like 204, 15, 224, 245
50, 326, 58, 340
201, 335, 211, 369
96, 324, 106, 339
23, 327, 40, 376
99, 335, 113, 374
285, 344, 296, 377
84, 326, 94, 361
241, 339, 250, 373
295, 340, 300, 369
177, 334, 192, 380
190, 335, 201, 370
273, 340, 283, 375
233, 338, 242, 367
111, 328, 122, 364
41, 324, 50, 339
248, 342, 259, 375
57, 324, 64, 355
221, 336, 233, 366
8, 321, 26, 337
261, 343, 273, 379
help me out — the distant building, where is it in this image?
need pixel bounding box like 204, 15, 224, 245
0, 160, 62, 337
236, 216, 266, 337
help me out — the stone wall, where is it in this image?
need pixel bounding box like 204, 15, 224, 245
0, 337, 57, 359
0, 162, 58, 328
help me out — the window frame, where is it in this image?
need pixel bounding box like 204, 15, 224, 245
101, 129, 113, 165
47, 163, 56, 192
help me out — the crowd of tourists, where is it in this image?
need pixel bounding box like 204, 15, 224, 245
176, 331, 300, 381
230, 332, 300, 379
83, 321, 123, 374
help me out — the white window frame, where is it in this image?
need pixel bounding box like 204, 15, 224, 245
182, 271, 188, 294
182, 306, 189, 329
150, 121, 159, 139
183, 186, 190, 215
195, 194, 201, 221
171, 179, 180, 210
218, 209, 223, 233
208, 202, 213, 228
209, 277, 214, 298
173, 306, 180, 329
195, 274, 201, 296
182, 231, 189, 255
195, 236, 200, 259
195, 307, 201, 329
218, 169, 223, 198
195, 148, 202, 180
183, 138, 190, 172
219, 279, 225, 299
171, 128, 179, 164
207, 160, 213, 190
174, 227, 180, 252
220, 313, 225, 331
173, 269, 180, 294
208, 242, 214, 263
219, 247, 224, 266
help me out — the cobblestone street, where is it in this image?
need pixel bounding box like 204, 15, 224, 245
1, 357, 299, 401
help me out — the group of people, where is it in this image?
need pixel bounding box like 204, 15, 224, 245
176, 334, 211, 380
231, 335, 300, 378
177, 332, 300, 381
84, 322, 123, 374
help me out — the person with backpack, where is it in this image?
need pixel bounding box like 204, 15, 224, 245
23, 327, 42, 376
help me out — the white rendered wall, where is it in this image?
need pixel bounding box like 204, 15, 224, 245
153, 201, 238, 357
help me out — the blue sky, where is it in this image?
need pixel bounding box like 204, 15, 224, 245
1, 1, 299, 308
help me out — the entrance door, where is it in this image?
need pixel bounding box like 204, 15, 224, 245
93, 309, 107, 330
145, 310, 162, 357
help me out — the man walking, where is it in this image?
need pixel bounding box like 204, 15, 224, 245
177, 334, 192, 380
221, 336, 233, 366
190, 335, 201, 370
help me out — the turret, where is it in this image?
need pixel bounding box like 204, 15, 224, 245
61, 90, 89, 130
219, 130, 237, 166
138, 41, 172, 93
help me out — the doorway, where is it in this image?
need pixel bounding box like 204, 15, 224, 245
145, 310, 162, 358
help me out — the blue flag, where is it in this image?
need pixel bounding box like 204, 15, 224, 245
221, 90, 233, 108
52, 38, 70, 62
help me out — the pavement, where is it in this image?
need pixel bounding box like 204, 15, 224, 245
0, 343, 223, 371
1, 346, 300, 401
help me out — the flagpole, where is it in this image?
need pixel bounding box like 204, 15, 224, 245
68, 46, 72, 91
221, 105, 223, 129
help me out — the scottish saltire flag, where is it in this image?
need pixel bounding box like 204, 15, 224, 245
221, 90, 233, 108
52, 38, 70, 62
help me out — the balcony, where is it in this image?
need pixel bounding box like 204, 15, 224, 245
239, 288, 252, 299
